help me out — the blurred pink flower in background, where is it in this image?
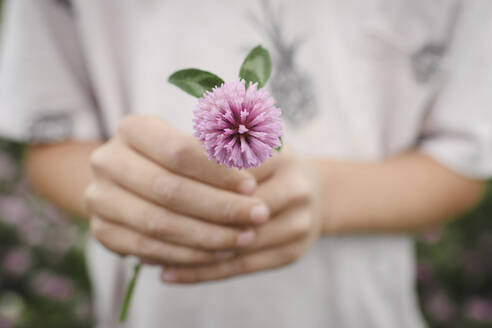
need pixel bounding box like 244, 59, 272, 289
19, 218, 46, 246
0, 192, 74, 249
0, 196, 30, 228
193, 79, 282, 169
465, 298, 492, 323
417, 261, 436, 288
459, 249, 486, 282
44, 225, 77, 255
31, 272, 73, 302
2, 248, 31, 276
425, 292, 455, 323
0, 144, 92, 326
0, 315, 13, 328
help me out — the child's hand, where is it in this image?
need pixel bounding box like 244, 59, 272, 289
85, 115, 270, 265
158, 149, 322, 283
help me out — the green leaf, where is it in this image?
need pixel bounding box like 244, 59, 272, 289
168, 69, 224, 98
239, 45, 272, 88
275, 137, 283, 152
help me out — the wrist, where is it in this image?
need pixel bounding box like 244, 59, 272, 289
305, 159, 340, 235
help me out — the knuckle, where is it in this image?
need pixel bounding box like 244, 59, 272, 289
90, 142, 130, 177
193, 229, 215, 250
181, 249, 212, 265
222, 170, 245, 188
144, 210, 172, 238
217, 231, 237, 249
293, 215, 311, 237
117, 115, 139, 135
169, 140, 194, 168
280, 246, 301, 264
135, 236, 156, 258
183, 270, 203, 283
89, 146, 109, 171
232, 258, 251, 274
89, 142, 123, 175
221, 199, 239, 222
84, 183, 102, 213
198, 230, 235, 250
152, 174, 182, 204
288, 176, 312, 204
90, 217, 108, 241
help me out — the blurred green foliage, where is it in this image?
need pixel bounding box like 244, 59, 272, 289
416, 185, 492, 328
0, 140, 93, 328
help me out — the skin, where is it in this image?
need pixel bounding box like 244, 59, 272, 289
25, 115, 485, 284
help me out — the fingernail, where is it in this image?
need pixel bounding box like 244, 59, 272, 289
238, 179, 257, 194
236, 230, 255, 247
215, 250, 235, 260
250, 205, 269, 224
161, 270, 176, 282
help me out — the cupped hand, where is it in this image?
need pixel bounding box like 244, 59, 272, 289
158, 148, 323, 283
85, 115, 271, 266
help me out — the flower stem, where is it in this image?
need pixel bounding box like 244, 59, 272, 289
119, 263, 142, 322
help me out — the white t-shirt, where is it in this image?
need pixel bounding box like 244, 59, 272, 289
1, 0, 492, 327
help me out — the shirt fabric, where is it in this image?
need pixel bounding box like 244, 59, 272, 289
1, 0, 492, 327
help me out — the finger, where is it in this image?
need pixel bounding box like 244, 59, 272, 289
118, 115, 258, 194
160, 239, 306, 284
90, 216, 228, 265
85, 180, 257, 250
243, 207, 311, 252
139, 250, 238, 265
253, 167, 312, 215
246, 149, 286, 183
90, 141, 270, 225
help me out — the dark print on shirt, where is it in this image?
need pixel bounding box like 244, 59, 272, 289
248, 0, 319, 127
410, 1, 462, 84
54, 0, 72, 10
411, 43, 447, 83
29, 112, 73, 144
